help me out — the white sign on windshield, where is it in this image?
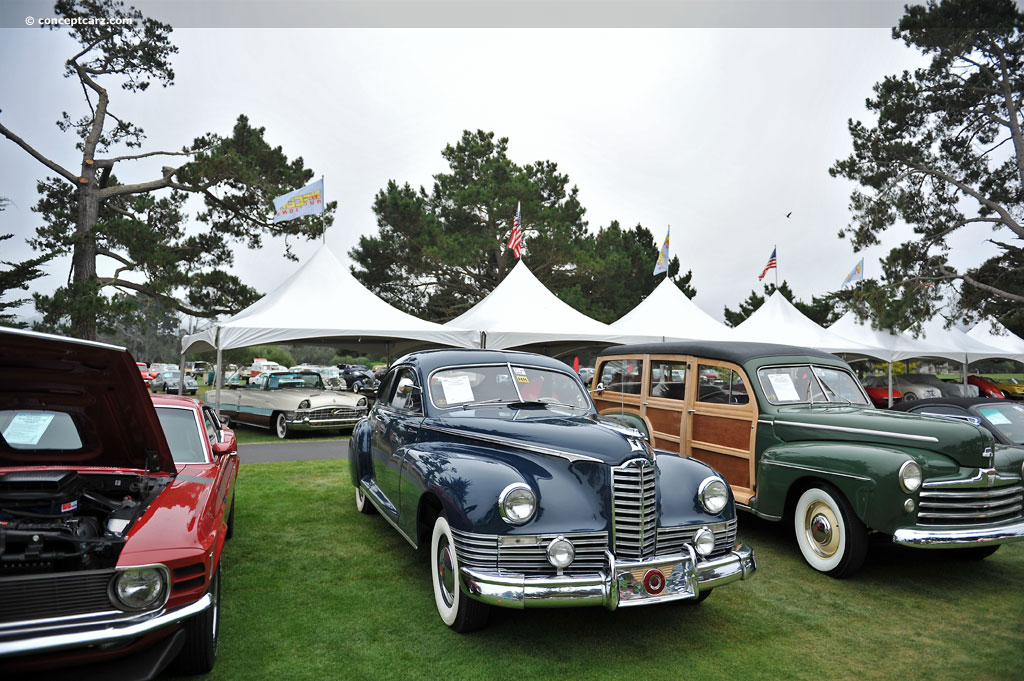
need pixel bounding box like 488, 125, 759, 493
439, 375, 475, 405
767, 373, 801, 402
3, 412, 55, 446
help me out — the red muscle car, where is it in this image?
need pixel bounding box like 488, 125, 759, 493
0, 328, 238, 679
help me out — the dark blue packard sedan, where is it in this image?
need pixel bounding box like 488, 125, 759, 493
349, 349, 757, 631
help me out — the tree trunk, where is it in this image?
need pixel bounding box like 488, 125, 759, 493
70, 182, 100, 340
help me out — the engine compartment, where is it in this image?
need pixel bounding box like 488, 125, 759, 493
0, 470, 170, 575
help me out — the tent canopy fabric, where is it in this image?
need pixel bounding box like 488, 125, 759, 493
730, 291, 878, 356
443, 260, 656, 350
181, 246, 477, 354
916, 317, 1013, 363
828, 312, 955, 363
967, 317, 1024, 362
611, 278, 734, 341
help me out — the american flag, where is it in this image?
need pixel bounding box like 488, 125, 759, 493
508, 201, 523, 259
758, 247, 777, 281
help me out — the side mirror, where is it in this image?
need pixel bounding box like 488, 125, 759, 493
213, 430, 236, 455
590, 382, 605, 395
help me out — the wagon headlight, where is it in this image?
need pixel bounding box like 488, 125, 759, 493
498, 483, 536, 525
110, 566, 168, 611
546, 536, 575, 568
693, 526, 716, 557
898, 461, 923, 494
698, 477, 729, 514
298, 399, 310, 409
357, 397, 368, 407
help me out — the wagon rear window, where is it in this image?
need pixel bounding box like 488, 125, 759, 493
0, 411, 83, 450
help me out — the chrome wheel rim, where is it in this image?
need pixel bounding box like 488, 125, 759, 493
804, 500, 841, 559
437, 537, 456, 607
276, 415, 286, 438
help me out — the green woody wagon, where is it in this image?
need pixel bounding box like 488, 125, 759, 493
593, 341, 1024, 577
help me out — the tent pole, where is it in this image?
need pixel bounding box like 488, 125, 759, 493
480, 331, 487, 349
215, 327, 223, 416
963, 354, 968, 390
178, 345, 185, 396
386, 341, 392, 367
887, 361, 893, 408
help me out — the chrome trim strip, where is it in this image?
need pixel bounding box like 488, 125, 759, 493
418, 423, 603, 463
0, 593, 212, 656
458, 544, 756, 610
892, 519, 1024, 548
735, 502, 782, 522
776, 420, 939, 443
760, 460, 872, 482
922, 470, 1022, 488
358, 482, 417, 549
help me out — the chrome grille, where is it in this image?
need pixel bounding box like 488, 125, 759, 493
302, 406, 364, 422
0, 569, 115, 625
918, 482, 1023, 525
612, 458, 657, 560
657, 519, 738, 559
451, 529, 608, 576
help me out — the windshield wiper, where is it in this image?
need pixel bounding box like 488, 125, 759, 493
509, 399, 585, 410
816, 376, 852, 406
460, 398, 508, 409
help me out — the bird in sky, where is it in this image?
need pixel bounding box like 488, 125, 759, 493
785, 211, 792, 218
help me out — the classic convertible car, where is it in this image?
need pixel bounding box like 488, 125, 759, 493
207, 370, 368, 438
0, 327, 237, 679
891, 397, 1024, 447
349, 349, 757, 632
593, 341, 1024, 577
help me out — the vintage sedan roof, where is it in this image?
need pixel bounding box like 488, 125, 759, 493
0, 326, 176, 472
597, 340, 840, 366
393, 348, 577, 375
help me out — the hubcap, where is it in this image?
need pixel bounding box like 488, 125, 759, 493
437, 539, 456, 606
804, 500, 841, 559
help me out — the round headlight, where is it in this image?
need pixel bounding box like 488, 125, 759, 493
693, 526, 716, 557
899, 461, 923, 494
110, 567, 167, 611
546, 536, 575, 569
357, 397, 368, 407
298, 399, 310, 409
498, 483, 536, 525
698, 477, 729, 514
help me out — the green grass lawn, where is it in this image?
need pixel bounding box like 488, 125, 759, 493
172, 460, 1024, 681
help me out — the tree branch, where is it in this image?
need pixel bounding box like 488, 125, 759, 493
905, 164, 1024, 239
0, 120, 79, 184
94, 149, 197, 166
97, 277, 234, 317
962, 272, 1024, 304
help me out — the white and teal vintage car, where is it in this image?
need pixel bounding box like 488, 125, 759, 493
206, 370, 367, 438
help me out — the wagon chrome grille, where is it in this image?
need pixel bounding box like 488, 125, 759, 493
657, 519, 738, 559
0, 569, 116, 626
612, 458, 657, 560
450, 530, 608, 576
918, 481, 1023, 525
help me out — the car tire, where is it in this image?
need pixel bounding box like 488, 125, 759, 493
172, 561, 221, 675
430, 514, 488, 633
355, 485, 376, 515
682, 588, 712, 604
274, 412, 289, 439
225, 496, 235, 540
793, 485, 868, 578
902, 392, 917, 401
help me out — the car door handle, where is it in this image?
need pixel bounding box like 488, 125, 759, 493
687, 409, 696, 414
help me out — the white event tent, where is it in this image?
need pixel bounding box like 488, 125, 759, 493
610, 278, 734, 341
180, 246, 478, 400
444, 260, 656, 353
967, 317, 1024, 363
828, 312, 955, 363
916, 316, 1011, 365
729, 291, 877, 355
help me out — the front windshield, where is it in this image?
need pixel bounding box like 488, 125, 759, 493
154, 407, 206, 463
428, 364, 590, 410
757, 365, 869, 406
266, 372, 324, 390
976, 403, 1024, 445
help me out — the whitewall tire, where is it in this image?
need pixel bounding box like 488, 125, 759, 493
793, 485, 868, 578
430, 514, 488, 632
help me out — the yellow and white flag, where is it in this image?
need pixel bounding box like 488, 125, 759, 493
273, 178, 324, 223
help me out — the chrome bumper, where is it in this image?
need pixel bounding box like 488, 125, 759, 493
459, 544, 756, 610
0, 594, 211, 657
892, 519, 1024, 548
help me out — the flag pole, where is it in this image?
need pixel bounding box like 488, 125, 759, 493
774, 244, 778, 288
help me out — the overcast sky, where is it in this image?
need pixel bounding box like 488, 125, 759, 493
0, 1, 1002, 329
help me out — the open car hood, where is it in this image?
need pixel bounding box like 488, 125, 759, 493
0, 327, 176, 473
